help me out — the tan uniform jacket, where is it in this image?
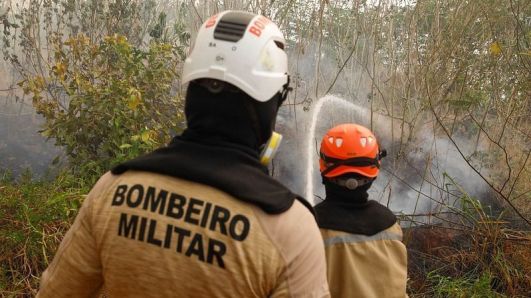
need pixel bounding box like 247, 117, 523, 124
320, 223, 407, 298
38, 171, 330, 298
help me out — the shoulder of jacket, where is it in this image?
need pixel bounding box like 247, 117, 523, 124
90, 171, 120, 194
253, 199, 321, 254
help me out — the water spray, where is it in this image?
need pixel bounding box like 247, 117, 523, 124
304, 95, 366, 204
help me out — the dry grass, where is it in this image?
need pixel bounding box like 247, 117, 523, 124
405, 214, 531, 297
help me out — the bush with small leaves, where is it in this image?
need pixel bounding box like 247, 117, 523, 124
21, 34, 185, 179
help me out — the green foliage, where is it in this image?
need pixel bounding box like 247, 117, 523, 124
1, 0, 190, 180
0, 171, 88, 295
20, 34, 184, 178
448, 90, 487, 111
427, 271, 503, 298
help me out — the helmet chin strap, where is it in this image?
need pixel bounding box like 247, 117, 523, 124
279, 74, 292, 106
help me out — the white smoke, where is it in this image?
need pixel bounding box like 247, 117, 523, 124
273, 94, 496, 222
0, 60, 61, 177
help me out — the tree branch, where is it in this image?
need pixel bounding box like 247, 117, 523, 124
507, 150, 530, 200
325, 34, 359, 94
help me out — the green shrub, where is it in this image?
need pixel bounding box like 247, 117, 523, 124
427, 271, 503, 298
21, 34, 185, 179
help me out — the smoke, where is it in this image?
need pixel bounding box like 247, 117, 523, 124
267, 24, 501, 221
273, 94, 497, 221
0, 61, 61, 178
376, 127, 496, 216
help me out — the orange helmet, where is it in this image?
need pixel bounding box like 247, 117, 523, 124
319, 123, 386, 178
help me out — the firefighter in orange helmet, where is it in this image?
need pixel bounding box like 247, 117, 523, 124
315, 123, 408, 298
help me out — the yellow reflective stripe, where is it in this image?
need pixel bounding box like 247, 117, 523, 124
323, 230, 402, 246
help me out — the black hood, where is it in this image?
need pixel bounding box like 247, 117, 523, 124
111, 83, 313, 215
184, 81, 280, 151
315, 180, 396, 235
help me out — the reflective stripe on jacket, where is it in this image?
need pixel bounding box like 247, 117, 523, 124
37, 171, 330, 298
320, 223, 408, 298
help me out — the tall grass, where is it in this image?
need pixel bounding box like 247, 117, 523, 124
0, 170, 88, 296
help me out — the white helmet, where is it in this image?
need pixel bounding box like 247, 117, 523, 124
182, 11, 288, 102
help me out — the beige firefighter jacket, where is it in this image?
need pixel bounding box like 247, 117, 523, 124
320, 223, 408, 298
37, 171, 330, 298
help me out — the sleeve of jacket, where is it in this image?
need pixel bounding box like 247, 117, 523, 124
257, 200, 330, 298
37, 172, 114, 298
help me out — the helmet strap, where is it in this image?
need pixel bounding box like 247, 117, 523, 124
320, 149, 387, 177
279, 74, 292, 106
320, 155, 379, 177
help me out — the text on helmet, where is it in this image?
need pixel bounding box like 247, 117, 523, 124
205, 14, 218, 28
249, 16, 272, 37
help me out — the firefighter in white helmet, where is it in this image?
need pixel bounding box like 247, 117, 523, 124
38, 11, 329, 297
316, 124, 408, 298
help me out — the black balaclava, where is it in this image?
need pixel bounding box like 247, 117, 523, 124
182, 80, 281, 154
315, 174, 397, 235
111, 78, 313, 215
323, 178, 373, 206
